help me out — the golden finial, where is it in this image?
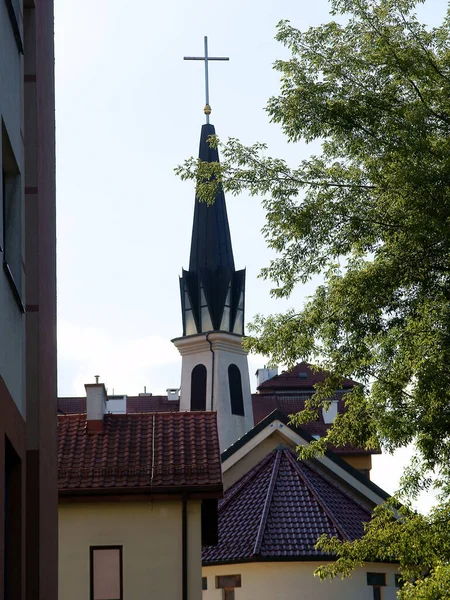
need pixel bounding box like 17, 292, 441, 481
204, 103, 212, 116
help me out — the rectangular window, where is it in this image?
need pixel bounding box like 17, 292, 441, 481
202, 577, 207, 590
367, 572, 386, 600
90, 546, 122, 600
2, 122, 24, 311
216, 575, 242, 589
367, 573, 386, 586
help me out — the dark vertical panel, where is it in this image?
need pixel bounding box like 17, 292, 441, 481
191, 365, 207, 411
228, 365, 244, 416
201, 499, 218, 546
5, 437, 22, 600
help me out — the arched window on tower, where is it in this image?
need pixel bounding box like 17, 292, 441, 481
228, 364, 244, 416
191, 364, 207, 411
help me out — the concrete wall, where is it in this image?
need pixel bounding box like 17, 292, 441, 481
59, 499, 203, 600
203, 562, 400, 600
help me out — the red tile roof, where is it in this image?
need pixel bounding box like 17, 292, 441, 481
58, 395, 179, 415
203, 447, 372, 564
58, 412, 222, 496
127, 396, 180, 413
252, 392, 345, 432
257, 362, 357, 392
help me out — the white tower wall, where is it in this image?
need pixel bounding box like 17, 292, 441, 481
173, 331, 253, 451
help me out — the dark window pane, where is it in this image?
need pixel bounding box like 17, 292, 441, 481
367, 573, 386, 587
191, 364, 207, 411
202, 577, 207, 590
228, 365, 244, 416
373, 587, 381, 600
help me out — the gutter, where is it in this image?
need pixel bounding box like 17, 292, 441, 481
206, 333, 215, 411
182, 494, 188, 600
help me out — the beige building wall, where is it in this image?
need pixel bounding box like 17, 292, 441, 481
59, 499, 202, 600
203, 562, 400, 600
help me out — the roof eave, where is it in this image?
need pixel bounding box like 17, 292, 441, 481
58, 484, 223, 500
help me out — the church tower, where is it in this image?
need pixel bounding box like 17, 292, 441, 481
172, 123, 253, 451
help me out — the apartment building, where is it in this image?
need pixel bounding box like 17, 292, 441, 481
0, 1, 57, 598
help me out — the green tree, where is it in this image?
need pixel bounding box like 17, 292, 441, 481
177, 0, 450, 596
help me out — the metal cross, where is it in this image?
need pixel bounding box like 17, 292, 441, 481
184, 36, 229, 124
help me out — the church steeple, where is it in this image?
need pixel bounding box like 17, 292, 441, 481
179, 124, 245, 337
189, 123, 234, 274
174, 38, 253, 451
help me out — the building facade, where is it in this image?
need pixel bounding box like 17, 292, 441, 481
0, 1, 57, 598
58, 383, 223, 600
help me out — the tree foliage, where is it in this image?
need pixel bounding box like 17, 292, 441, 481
176, 0, 450, 596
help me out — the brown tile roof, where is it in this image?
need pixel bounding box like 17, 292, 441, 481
58, 412, 222, 496
203, 447, 372, 564
257, 362, 357, 392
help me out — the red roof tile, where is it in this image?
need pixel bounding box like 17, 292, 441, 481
257, 362, 357, 392
127, 396, 179, 413
203, 447, 372, 564
58, 412, 222, 495
58, 396, 179, 415
251, 393, 378, 455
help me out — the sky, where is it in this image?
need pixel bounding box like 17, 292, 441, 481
54, 0, 448, 511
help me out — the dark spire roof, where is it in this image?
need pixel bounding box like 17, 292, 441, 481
203, 447, 373, 564
189, 123, 235, 273
179, 123, 246, 336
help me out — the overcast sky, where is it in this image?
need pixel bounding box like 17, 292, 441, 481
54, 0, 447, 511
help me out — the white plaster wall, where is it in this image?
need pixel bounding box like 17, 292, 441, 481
174, 333, 254, 451
0, 0, 25, 415
175, 336, 213, 412
212, 337, 253, 452
203, 562, 400, 600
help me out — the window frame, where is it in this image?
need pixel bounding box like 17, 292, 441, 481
191, 364, 207, 411
4, 0, 24, 53
90, 545, 123, 600
2, 122, 24, 312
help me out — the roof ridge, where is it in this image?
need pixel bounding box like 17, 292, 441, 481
284, 450, 349, 541
219, 451, 275, 513
252, 448, 282, 557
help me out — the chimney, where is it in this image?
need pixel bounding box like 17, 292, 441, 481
85, 378, 107, 432
167, 388, 180, 401
322, 400, 338, 424
255, 366, 278, 388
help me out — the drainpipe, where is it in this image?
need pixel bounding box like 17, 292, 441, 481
206, 333, 215, 411
182, 494, 188, 600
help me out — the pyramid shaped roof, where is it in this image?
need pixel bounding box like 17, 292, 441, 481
203, 447, 372, 564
